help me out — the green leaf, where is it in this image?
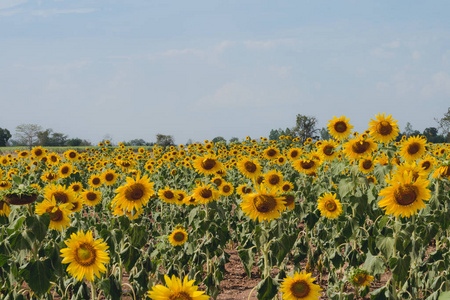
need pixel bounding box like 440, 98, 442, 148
376, 236, 394, 259
338, 178, 354, 198
25, 260, 51, 296
11, 174, 22, 185
26, 214, 49, 242
370, 285, 391, 300
7, 215, 26, 235
363, 252, 386, 276
237, 247, 254, 278
256, 277, 278, 300
100, 274, 122, 300
129, 224, 147, 248
120, 245, 140, 272
0, 254, 8, 267
389, 255, 411, 284
438, 291, 450, 300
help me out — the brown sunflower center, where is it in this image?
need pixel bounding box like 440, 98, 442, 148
334, 121, 348, 133
290, 280, 311, 298
407, 142, 420, 155
105, 173, 115, 181
354, 274, 367, 285
300, 160, 315, 169
70, 201, 79, 211
268, 175, 281, 185
282, 184, 291, 192
48, 208, 63, 222
253, 195, 277, 213
92, 178, 101, 185
46, 173, 56, 180
169, 292, 193, 300
0, 201, 5, 210
200, 189, 212, 199
72, 185, 81, 192
283, 194, 295, 206
86, 192, 97, 201
222, 185, 231, 193
323, 145, 334, 156
290, 150, 299, 159
325, 199, 337, 212
394, 184, 417, 206
244, 161, 257, 173
213, 178, 223, 186
421, 161, 431, 171
0, 182, 9, 188
362, 160, 373, 170
266, 149, 277, 157
75, 243, 96, 266
352, 141, 370, 154
173, 232, 186, 242
34, 149, 43, 156
163, 190, 175, 199
201, 158, 216, 170
376, 121, 393, 135
69, 152, 77, 158
50, 156, 58, 162
53, 192, 69, 204
125, 184, 145, 201
61, 166, 70, 174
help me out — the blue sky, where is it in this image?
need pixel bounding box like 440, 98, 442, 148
1, 0, 450, 144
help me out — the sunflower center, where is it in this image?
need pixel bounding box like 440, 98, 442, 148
334, 121, 347, 133
394, 184, 417, 206
50, 156, 58, 162
290, 150, 299, 158
177, 194, 185, 202
362, 160, 373, 169
69, 152, 77, 158
53, 192, 69, 204
169, 292, 193, 300
34, 149, 43, 156
72, 185, 81, 192
268, 175, 281, 185
253, 195, 277, 213
283, 194, 295, 206
0, 201, 5, 210
47, 173, 56, 180
75, 243, 96, 266
92, 178, 101, 185
352, 141, 370, 154
105, 173, 115, 181
376, 121, 393, 135
421, 161, 431, 170
86, 192, 97, 201
173, 232, 186, 242
70, 201, 79, 211
48, 208, 63, 222
323, 145, 334, 156
282, 184, 290, 192
290, 280, 311, 298
300, 160, 315, 169
0, 182, 8, 188
325, 199, 337, 212
213, 178, 223, 186
244, 161, 257, 173
125, 184, 145, 201
201, 158, 216, 170
407, 142, 420, 155
61, 166, 70, 174
163, 190, 175, 199
266, 149, 277, 157
354, 274, 366, 285
200, 189, 212, 199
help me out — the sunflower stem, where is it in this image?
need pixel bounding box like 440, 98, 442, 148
90, 280, 97, 300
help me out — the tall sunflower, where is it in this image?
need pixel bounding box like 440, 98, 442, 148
358, 156, 375, 174
192, 183, 219, 204
343, 135, 377, 160
58, 163, 73, 179
88, 174, 103, 188
378, 171, 431, 217
60, 230, 110, 281
399, 135, 427, 162
148, 275, 209, 300
318, 140, 339, 161
219, 182, 234, 196
317, 193, 343, 219
236, 157, 262, 179
240, 185, 286, 222
264, 170, 284, 189
81, 189, 102, 206
35, 197, 73, 231
193, 155, 223, 176
112, 174, 154, 212
158, 186, 177, 204
43, 184, 77, 204
280, 271, 322, 300
101, 169, 119, 186
368, 113, 400, 143
287, 148, 303, 160
328, 115, 353, 141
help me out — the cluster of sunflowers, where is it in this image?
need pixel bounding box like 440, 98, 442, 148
0, 112, 449, 300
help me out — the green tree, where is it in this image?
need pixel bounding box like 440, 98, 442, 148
0, 128, 12, 146
229, 137, 239, 143
15, 124, 43, 149
291, 114, 319, 142
435, 107, 450, 141
212, 136, 226, 143
156, 134, 174, 147
320, 127, 331, 140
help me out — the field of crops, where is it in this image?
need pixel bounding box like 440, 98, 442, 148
0, 114, 449, 300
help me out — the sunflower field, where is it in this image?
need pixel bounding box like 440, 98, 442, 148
0, 114, 449, 300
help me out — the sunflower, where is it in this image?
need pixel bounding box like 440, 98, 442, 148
88, 174, 103, 188
368, 113, 400, 143
31, 146, 47, 159
358, 156, 375, 174
399, 135, 427, 162
281, 181, 294, 193
18, 150, 29, 158
46, 152, 60, 165
64, 150, 79, 162
264, 170, 284, 189
174, 190, 187, 205
219, 182, 234, 196
158, 186, 177, 204
60, 230, 110, 282
68, 196, 83, 213
418, 156, 435, 173
282, 194, 296, 210
43, 184, 77, 204
148, 275, 209, 300
433, 163, 450, 179
192, 183, 219, 204
328, 115, 353, 141
292, 157, 319, 175
35, 197, 73, 231
0, 200, 11, 217
0, 179, 12, 191
367, 175, 377, 185
317, 193, 343, 219
236, 157, 262, 179
378, 171, 431, 218
280, 271, 322, 300
211, 176, 224, 187
343, 135, 377, 160
168, 226, 188, 246
263, 147, 280, 160
81, 189, 102, 206
112, 174, 155, 212
101, 169, 119, 186
69, 182, 83, 194
394, 162, 427, 182
58, 163, 73, 179
193, 155, 223, 176
240, 185, 286, 222
183, 195, 198, 205
349, 268, 374, 288
317, 140, 339, 161
236, 184, 253, 196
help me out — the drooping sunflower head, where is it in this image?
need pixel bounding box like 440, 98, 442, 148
317, 193, 343, 219
240, 185, 286, 222
328, 115, 353, 141
280, 271, 322, 300
368, 113, 400, 143
60, 230, 110, 282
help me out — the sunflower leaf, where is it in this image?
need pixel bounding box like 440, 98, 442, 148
256, 277, 278, 300
25, 260, 51, 297
363, 252, 386, 276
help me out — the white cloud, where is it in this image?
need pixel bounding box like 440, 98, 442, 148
0, 0, 27, 10
213, 40, 235, 54
370, 40, 401, 58
269, 65, 292, 78
32, 8, 96, 17
243, 38, 294, 50
412, 51, 420, 60
195, 82, 257, 108
421, 72, 450, 98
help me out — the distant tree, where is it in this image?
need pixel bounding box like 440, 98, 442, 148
16, 124, 43, 149
67, 138, 83, 146
0, 128, 12, 147
185, 138, 193, 145
320, 127, 331, 140
37, 129, 53, 146
129, 139, 147, 146
212, 136, 226, 143
269, 129, 281, 141
435, 107, 450, 140
229, 137, 239, 143
291, 114, 319, 142
404, 122, 414, 137
423, 127, 445, 143
156, 134, 174, 147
